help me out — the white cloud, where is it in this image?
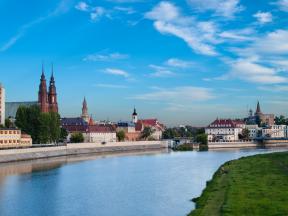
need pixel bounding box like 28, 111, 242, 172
219, 28, 256, 41
227, 58, 287, 84
165, 58, 194, 68
75, 2, 89, 11
95, 83, 128, 88
0, 0, 72, 52
131, 86, 214, 101
145, 1, 218, 56
84, 52, 129, 61
90, 7, 107, 21
187, 0, 244, 18
105, 68, 130, 77
114, 7, 136, 14
274, 0, 288, 12
253, 11, 273, 24
258, 85, 288, 92
148, 64, 175, 77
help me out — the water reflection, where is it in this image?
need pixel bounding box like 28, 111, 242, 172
0, 148, 286, 216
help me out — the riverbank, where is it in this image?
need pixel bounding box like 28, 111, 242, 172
189, 151, 288, 215
0, 141, 168, 163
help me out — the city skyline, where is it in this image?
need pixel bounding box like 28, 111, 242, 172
1, 0, 288, 126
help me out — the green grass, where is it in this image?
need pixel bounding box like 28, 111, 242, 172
189, 152, 288, 216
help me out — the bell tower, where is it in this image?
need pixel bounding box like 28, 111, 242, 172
132, 107, 138, 123
38, 64, 49, 113
48, 64, 58, 113
81, 97, 90, 122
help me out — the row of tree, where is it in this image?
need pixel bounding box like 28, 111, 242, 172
15, 105, 67, 144
275, 115, 288, 125
162, 126, 205, 139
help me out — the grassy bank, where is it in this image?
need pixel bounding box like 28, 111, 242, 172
189, 152, 288, 216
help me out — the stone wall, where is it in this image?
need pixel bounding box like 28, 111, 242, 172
0, 141, 168, 163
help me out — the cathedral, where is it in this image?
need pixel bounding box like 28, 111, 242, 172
38, 64, 58, 113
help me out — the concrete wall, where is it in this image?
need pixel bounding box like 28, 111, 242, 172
208, 141, 258, 149
0, 141, 168, 163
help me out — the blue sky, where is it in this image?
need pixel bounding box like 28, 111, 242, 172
0, 0, 288, 126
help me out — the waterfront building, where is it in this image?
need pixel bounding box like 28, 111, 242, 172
245, 125, 260, 139
136, 119, 165, 140
61, 118, 116, 143
38, 65, 58, 113
205, 119, 245, 142
0, 84, 5, 125
0, 128, 32, 149
262, 125, 287, 139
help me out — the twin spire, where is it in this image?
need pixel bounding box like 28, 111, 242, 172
38, 63, 58, 113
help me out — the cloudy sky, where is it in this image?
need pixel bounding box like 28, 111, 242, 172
0, 0, 288, 126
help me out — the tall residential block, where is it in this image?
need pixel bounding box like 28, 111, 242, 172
0, 84, 5, 125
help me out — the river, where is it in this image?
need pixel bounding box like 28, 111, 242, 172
0, 148, 286, 216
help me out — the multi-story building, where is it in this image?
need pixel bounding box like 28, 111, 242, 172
245, 125, 260, 139
205, 119, 245, 142
262, 125, 287, 139
61, 118, 117, 143
0, 128, 32, 149
0, 84, 5, 125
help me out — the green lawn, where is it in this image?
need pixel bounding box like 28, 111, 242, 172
189, 151, 288, 216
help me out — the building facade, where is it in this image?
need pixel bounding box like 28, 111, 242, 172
0, 129, 32, 149
205, 119, 245, 142
0, 84, 5, 125
38, 65, 58, 113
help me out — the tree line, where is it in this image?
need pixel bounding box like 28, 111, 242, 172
15, 105, 66, 144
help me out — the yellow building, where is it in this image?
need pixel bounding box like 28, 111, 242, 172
0, 129, 32, 149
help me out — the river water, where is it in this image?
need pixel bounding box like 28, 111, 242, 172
0, 148, 286, 216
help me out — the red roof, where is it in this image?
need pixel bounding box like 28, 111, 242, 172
137, 119, 165, 131
207, 119, 245, 128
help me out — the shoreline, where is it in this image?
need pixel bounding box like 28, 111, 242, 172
0, 141, 168, 164
189, 151, 288, 215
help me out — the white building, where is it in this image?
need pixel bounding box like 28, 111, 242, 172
205, 119, 245, 142
0, 84, 5, 125
245, 125, 260, 139
262, 125, 287, 139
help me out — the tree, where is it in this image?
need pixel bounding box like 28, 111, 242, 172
60, 128, 68, 142
15, 105, 61, 144
5, 118, 14, 128
275, 115, 287, 125
141, 127, 155, 140
196, 133, 208, 145
116, 130, 126, 141
70, 132, 84, 143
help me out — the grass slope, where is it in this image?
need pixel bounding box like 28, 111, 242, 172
189, 152, 288, 216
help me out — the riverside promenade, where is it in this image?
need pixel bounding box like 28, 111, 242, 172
0, 141, 168, 163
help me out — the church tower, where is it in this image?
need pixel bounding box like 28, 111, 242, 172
81, 97, 90, 122
255, 101, 262, 115
38, 65, 49, 113
48, 64, 58, 113
132, 107, 138, 123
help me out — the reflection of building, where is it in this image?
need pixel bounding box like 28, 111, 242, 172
0, 84, 5, 125
205, 119, 245, 142
38, 65, 58, 113
0, 128, 32, 149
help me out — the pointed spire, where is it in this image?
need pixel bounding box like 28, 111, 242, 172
256, 101, 262, 114
51, 63, 54, 81
41, 62, 45, 80
133, 106, 137, 115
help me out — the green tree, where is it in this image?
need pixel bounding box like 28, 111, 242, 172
141, 127, 155, 140
196, 133, 208, 151
116, 130, 126, 141
70, 132, 84, 143
5, 118, 14, 128
60, 128, 68, 142
275, 115, 287, 125
15, 105, 61, 144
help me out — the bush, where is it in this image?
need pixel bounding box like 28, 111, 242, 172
70, 132, 84, 143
